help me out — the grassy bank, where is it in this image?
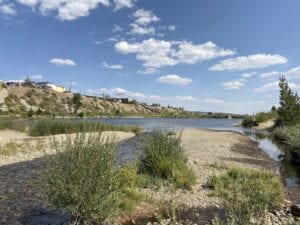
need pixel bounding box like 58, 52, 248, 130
28, 119, 141, 136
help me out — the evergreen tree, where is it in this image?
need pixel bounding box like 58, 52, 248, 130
23, 76, 34, 87
277, 76, 300, 125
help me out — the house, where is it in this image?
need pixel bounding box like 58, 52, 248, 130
54, 85, 65, 93
36, 81, 56, 90
6, 80, 25, 87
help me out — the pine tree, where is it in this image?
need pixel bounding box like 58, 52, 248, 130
72, 93, 82, 115
277, 76, 300, 125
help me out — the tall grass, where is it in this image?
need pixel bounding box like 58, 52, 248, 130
209, 167, 284, 225
139, 130, 196, 190
29, 119, 141, 136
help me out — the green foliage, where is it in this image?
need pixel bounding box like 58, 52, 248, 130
241, 116, 258, 128
72, 93, 82, 114
209, 167, 284, 225
277, 76, 300, 126
139, 130, 196, 190
0, 118, 13, 130
23, 76, 34, 87
43, 133, 121, 224
273, 124, 300, 157
255, 111, 277, 123
28, 119, 142, 136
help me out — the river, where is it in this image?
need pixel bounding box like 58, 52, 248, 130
93, 117, 300, 202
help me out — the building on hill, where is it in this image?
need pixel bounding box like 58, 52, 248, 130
6, 80, 25, 87
36, 82, 65, 93
54, 85, 65, 93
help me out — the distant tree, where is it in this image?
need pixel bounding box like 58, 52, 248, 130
23, 76, 34, 87
277, 76, 300, 126
72, 93, 82, 114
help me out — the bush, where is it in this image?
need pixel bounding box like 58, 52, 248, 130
0, 118, 13, 130
43, 133, 122, 224
209, 167, 284, 225
241, 116, 258, 128
28, 119, 142, 136
139, 130, 196, 190
255, 111, 277, 123
273, 124, 300, 157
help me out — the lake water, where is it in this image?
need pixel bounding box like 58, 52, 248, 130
93, 118, 300, 194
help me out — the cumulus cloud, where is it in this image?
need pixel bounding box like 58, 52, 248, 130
175, 41, 236, 64
222, 79, 246, 90
49, 58, 76, 66
259, 71, 280, 79
0, 3, 17, 16
129, 9, 160, 35
102, 61, 123, 70
115, 38, 235, 69
15, 0, 135, 21
241, 72, 256, 78
156, 74, 193, 86
114, 0, 135, 10
210, 54, 288, 71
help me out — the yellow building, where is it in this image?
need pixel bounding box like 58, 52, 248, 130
54, 85, 65, 93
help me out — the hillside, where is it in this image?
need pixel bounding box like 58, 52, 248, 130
0, 86, 188, 117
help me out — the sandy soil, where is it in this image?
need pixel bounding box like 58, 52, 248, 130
254, 120, 275, 130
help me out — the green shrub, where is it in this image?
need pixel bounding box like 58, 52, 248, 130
140, 130, 196, 190
209, 167, 284, 225
28, 119, 141, 136
43, 133, 122, 224
255, 111, 277, 123
241, 116, 258, 128
273, 124, 300, 157
0, 118, 13, 130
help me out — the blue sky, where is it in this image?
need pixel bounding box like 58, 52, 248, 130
1, 0, 300, 114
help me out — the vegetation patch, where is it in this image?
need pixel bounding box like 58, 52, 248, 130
28, 119, 141, 136
209, 167, 284, 225
43, 133, 147, 224
139, 130, 196, 190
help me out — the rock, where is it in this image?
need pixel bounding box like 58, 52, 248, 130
291, 204, 300, 217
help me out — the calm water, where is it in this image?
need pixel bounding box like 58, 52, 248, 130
93, 117, 300, 190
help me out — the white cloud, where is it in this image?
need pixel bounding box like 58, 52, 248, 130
175, 41, 236, 64
129, 9, 160, 36
0, 3, 17, 16
112, 25, 122, 32
259, 71, 280, 79
241, 72, 256, 78
175, 96, 197, 101
156, 74, 193, 86
205, 98, 225, 105
210, 54, 288, 71
254, 81, 300, 92
130, 23, 156, 35
49, 58, 76, 66
137, 67, 158, 74
16, 0, 38, 7
259, 66, 300, 80
115, 38, 235, 69
114, 0, 135, 10
132, 9, 160, 26
102, 61, 123, 70
168, 25, 176, 31
16, 0, 136, 21
115, 39, 177, 68
222, 79, 246, 90
30, 75, 43, 79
